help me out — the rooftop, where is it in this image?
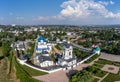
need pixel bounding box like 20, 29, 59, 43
39, 55, 52, 63
38, 36, 47, 42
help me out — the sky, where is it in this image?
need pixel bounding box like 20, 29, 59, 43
0, 0, 120, 25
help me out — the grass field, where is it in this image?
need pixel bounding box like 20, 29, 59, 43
0, 57, 11, 82
14, 56, 48, 82
92, 63, 104, 68
14, 57, 40, 82
85, 66, 107, 77
22, 65, 48, 76
102, 73, 120, 82
92, 78, 99, 82
95, 58, 120, 67
84, 54, 100, 64
55, 44, 63, 50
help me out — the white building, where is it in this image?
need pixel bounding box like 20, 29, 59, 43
58, 42, 77, 69
35, 54, 54, 67
67, 32, 72, 36
16, 42, 26, 51
31, 27, 38, 31
35, 36, 54, 67
24, 27, 38, 32
36, 36, 52, 53
56, 38, 62, 43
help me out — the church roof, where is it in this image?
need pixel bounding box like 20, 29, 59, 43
93, 46, 100, 51
39, 55, 52, 63
38, 36, 47, 42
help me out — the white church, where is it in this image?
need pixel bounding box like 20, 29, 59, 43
58, 42, 77, 69
35, 36, 54, 67
36, 36, 52, 53
35, 36, 77, 69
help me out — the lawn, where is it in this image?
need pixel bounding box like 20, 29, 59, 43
8, 53, 14, 74
92, 78, 99, 82
85, 66, 107, 77
95, 59, 120, 67
73, 48, 89, 59
0, 58, 9, 82
92, 63, 104, 68
102, 73, 120, 82
84, 54, 100, 64
14, 57, 41, 82
22, 65, 48, 76
55, 44, 62, 50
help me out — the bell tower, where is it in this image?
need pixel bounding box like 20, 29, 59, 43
63, 44, 73, 60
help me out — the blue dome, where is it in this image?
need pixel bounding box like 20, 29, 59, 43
93, 46, 100, 51
38, 36, 47, 42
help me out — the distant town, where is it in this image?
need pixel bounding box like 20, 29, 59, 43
0, 25, 120, 82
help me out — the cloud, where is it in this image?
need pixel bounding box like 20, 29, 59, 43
98, 0, 114, 6
16, 17, 24, 20
37, 16, 49, 21
36, 0, 120, 25
57, 0, 119, 20
110, 0, 114, 5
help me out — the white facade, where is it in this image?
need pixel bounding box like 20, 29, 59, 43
67, 32, 71, 36
35, 54, 54, 67
58, 43, 77, 68
95, 50, 100, 55
35, 36, 54, 67
40, 61, 54, 67
62, 46, 73, 60
36, 36, 52, 53
16, 42, 25, 51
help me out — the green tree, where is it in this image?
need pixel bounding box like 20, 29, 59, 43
70, 70, 94, 82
